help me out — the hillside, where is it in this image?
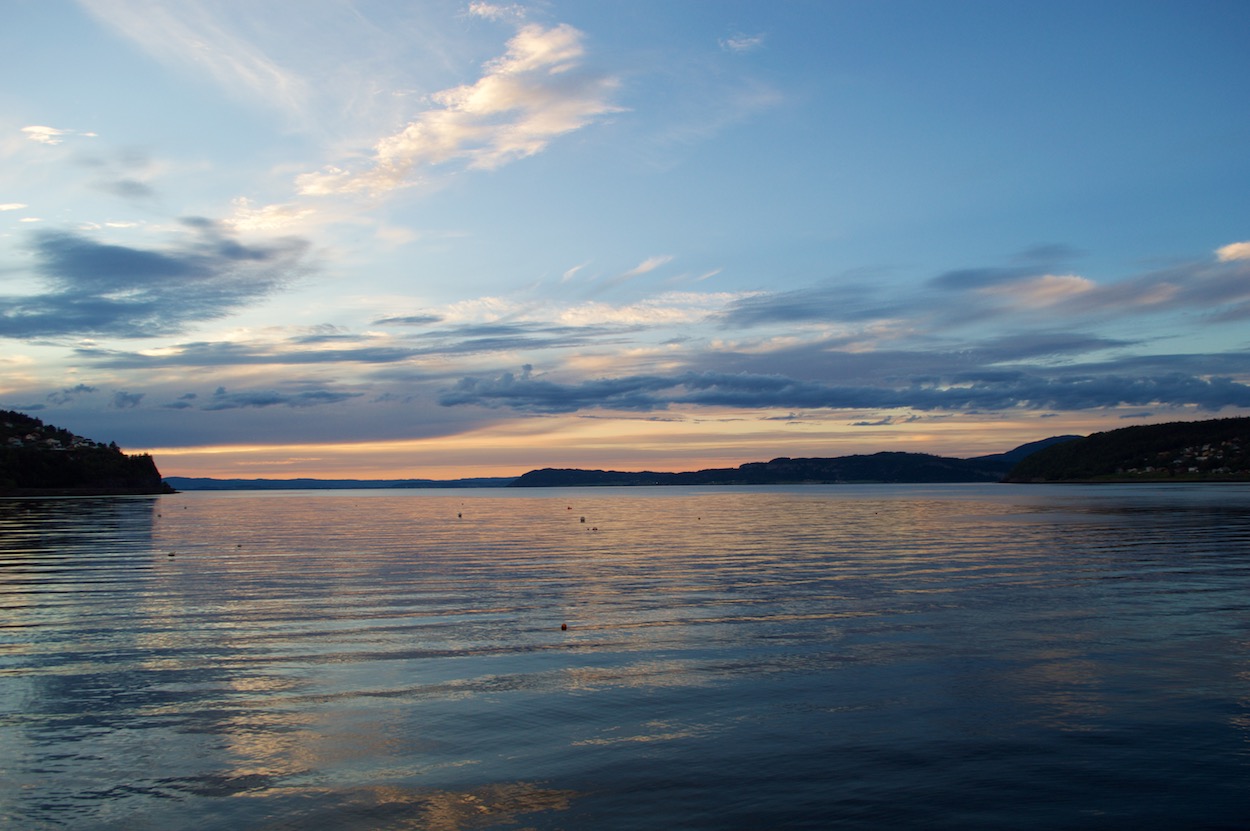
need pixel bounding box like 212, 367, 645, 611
510, 441, 1078, 487
1005, 417, 1250, 482
0, 410, 172, 495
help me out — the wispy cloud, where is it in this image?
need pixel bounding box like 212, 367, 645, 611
76, 1, 309, 118
296, 21, 621, 195
0, 203, 27, 211
21, 125, 96, 145
720, 33, 765, 53
227, 198, 318, 233
468, 2, 527, 23
978, 273, 1094, 305
623, 255, 673, 277
561, 262, 589, 282
722, 249, 1250, 334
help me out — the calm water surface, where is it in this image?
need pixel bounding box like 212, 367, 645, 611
2, 484, 1249, 829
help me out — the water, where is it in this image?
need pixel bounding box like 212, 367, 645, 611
2, 484, 1249, 829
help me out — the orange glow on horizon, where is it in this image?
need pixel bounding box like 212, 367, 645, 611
127, 406, 1238, 481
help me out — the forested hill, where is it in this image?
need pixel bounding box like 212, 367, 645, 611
0, 410, 172, 495
1005, 417, 1250, 482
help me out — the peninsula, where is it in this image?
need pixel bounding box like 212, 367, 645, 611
0, 410, 172, 496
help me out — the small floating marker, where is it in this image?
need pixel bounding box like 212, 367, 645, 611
561, 623, 568, 631
457, 512, 462, 518
580, 516, 586, 523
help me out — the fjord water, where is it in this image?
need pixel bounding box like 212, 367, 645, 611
2, 485, 1248, 830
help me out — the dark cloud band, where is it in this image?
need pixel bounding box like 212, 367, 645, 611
0, 221, 310, 339
440, 368, 1250, 415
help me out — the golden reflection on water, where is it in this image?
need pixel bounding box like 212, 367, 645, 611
246, 781, 578, 831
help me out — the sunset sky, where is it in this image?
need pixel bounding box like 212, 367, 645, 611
3, 0, 1249, 479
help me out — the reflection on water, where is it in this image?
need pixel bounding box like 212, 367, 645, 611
2, 484, 1249, 829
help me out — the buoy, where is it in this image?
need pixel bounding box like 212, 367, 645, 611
561, 623, 567, 631
580, 516, 585, 523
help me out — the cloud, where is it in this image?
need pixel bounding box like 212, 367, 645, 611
468, 2, 527, 22
296, 21, 621, 195
46, 384, 99, 405
76, 1, 309, 118
968, 332, 1133, 362
1011, 243, 1083, 263
1075, 258, 1250, 317
0, 203, 27, 211
21, 125, 95, 145
93, 179, 157, 200
851, 415, 922, 427
227, 197, 317, 233
203, 385, 362, 410
0, 220, 311, 339
112, 391, 144, 408
929, 266, 1037, 291
720, 282, 904, 327
73, 317, 636, 370
561, 262, 590, 282
440, 367, 1250, 415
373, 314, 444, 327
1217, 241, 1250, 262
978, 273, 1095, 307
441, 365, 671, 413
725, 250, 1250, 334
720, 33, 765, 53
77, 340, 421, 369
623, 255, 673, 277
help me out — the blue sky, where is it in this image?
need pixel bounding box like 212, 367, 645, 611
3, 0, 1249, 478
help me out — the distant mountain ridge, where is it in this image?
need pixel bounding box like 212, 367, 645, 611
165, 436, 1080, 490
164, 476, 516, 490
1, 409, 171, 495
509, 437, 1082, 488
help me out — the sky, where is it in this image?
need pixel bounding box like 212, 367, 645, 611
2, 0, 1249, 480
